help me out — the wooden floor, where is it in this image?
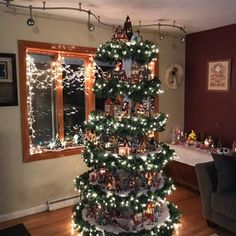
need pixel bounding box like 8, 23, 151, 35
0, 185, 235, 236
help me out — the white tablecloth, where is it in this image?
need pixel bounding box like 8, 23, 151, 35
168, 144, 213, 166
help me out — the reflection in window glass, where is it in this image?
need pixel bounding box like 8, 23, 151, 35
63, 58, 85, 143
27, 53, 86, 154
29, 53, 54, 147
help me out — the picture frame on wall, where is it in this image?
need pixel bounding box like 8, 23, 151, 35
207, 59, 231, 92
0, 53, 18, 106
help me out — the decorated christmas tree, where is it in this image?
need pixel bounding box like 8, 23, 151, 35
72, 17, 180, 236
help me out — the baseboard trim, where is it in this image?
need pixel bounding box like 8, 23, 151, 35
47, 195, 79, 211
0, 204, 47, 223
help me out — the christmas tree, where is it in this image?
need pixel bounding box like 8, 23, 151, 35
72, 18, 180, 236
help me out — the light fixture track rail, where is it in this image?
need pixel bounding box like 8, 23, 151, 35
0, 0, 186, 39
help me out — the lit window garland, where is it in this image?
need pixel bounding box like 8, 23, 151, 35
26, 53, 102, 155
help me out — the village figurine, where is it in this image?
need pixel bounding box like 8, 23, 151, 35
136, 136, 147, 153
146, 172, 154, 186
145, 203, 155, 223
147, 137, 156, 151
142, 99, 150, 117
138, 65, 150, 81
121, 95, 132, 117
140, 172, 147, 188
113, 97, 122, 118
102, 71, 112, 80
118, 138, 131, 156
104, 98, 113, 116
187, 130, 197, 146
133, 213, 144, 226
130, 60, 141, 83
112, 25, 129, 42
112, 61, 128, 82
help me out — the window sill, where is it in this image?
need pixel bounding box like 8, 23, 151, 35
23, 146, 84, 162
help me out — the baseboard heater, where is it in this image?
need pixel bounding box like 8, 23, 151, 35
47, 195, 80, 211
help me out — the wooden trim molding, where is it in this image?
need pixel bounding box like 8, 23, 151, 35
18, 40, 96, 162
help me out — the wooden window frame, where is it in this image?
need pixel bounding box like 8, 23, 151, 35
18, 40, 96, 162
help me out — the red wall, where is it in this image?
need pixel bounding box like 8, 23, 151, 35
185, 24, 236, 147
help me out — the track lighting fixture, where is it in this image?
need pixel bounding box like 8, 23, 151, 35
87, 10, 95, 31
158, 23, 165, 40
180, 28, 186, 43
0, 1, 187, 38
26, 5, 34, 26
159, 33, 165, 40
180, 36, 185, 43
3, 0, 12, 7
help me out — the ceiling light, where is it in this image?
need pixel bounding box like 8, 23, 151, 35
87, 10, 95, 31
26, 5, 34, 26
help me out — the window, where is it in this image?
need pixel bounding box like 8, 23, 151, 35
19, 40, 96, 162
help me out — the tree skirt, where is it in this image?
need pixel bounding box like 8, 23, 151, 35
82, 201, 170, 234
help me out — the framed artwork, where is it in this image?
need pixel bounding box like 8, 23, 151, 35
0, 53, 18, 106
207, 59, 231, 92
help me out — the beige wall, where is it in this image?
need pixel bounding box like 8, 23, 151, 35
0, 7, 185, 215
158, 38, 185, 142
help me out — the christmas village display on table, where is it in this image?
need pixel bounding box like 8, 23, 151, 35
72, 16, 180, 236
171, 129, 234, 154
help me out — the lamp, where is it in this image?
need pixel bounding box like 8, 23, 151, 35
26, 5, 34, 26
87, 10, 95, 31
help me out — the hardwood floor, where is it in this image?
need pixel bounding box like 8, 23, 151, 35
0, 185, 235, 236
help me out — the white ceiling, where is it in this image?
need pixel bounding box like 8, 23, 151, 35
3, 0, 236, 34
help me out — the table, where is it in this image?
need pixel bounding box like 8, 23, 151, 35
165, 144, 213, 191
